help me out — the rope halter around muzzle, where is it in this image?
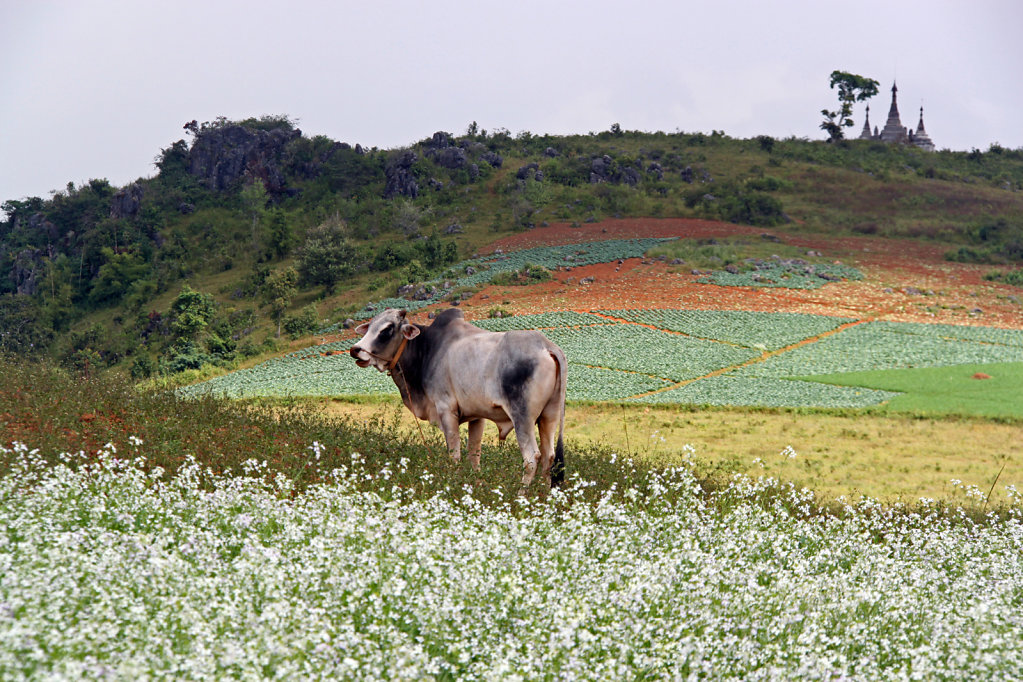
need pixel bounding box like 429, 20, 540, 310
350, 312, 413, 375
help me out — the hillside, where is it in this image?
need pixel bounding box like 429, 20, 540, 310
2, 116, 1022, 378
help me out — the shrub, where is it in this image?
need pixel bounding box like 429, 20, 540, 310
296, 222, 359, 292
985, 269, 1023, 287
283, 304, 321, 339
490, 263, 553, 286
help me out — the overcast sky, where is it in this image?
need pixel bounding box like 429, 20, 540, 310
2, 0, 1021, 205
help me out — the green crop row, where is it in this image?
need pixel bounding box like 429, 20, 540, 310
631, 375, 900, 409
696, 260, 864, 289
186, 311, 1022, 411
737, 321, 1023, 378
542, 324, 759, 382
597, 309, 855, 350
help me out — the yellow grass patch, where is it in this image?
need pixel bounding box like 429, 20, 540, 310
316, 397, 1023, 504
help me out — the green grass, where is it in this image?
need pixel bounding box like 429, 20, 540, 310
801, 361, 1023, 418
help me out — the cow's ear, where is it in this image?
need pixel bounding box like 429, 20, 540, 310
354, 322, 370, 335
401, 324, 420, 340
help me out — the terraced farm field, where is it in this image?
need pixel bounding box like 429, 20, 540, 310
184, 306, 1023, 416
186, 221, 1023, 418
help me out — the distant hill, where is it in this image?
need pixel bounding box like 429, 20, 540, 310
2, 116, 1022, 377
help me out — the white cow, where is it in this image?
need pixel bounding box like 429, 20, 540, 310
350, 307, 567, 492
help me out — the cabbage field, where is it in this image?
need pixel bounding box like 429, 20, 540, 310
182, 309, 1023, 410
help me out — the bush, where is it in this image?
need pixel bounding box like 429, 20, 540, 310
162, 340, 215, 374
947, 246, 996, 264
296, 222, 359, 292
985, 269, 1023, 287
283, 305, 321, 339
371, 234, 458, 273
130, 355, 157, 379
491, 263, 553, 286
718, 191, 787, 227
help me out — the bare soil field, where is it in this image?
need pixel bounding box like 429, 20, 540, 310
463, 218, 1021, 329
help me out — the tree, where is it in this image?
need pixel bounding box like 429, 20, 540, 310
240, 179, 268, 251
88, 248, 152, 308
169, 285, 216, 340
261, 267, 298, 337
295, 221, 358, 293
820, 70, 880, 142
391, 199, 428, 237
264, 208, 295, 259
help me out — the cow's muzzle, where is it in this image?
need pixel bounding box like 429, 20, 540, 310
350, 345, 372, 368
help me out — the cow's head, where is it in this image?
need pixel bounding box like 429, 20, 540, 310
349, 308, 421, 372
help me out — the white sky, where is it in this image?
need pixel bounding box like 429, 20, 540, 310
2, 0, 1021, 204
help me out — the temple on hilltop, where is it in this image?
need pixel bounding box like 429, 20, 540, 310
858, 81, 935, 151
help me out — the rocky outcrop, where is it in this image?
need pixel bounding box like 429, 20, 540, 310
430, 146, 468, 170
110, 183, 143, 219
187, 124, 301, 192
385, 150, 419, 199
590, 155, 641, 186
424, 131, 503, 177
479, 150, 503, 168
516, 163, 542, 181
12, 248, 42, 296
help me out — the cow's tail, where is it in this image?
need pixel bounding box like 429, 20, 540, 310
550, 348, 567, 488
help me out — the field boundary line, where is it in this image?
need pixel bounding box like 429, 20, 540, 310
619, 308, 901, 400
582, 310, 753, 348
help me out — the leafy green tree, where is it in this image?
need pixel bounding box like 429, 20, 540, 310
88, 249, 152, 308
820, 70, 880, 142
264, 208, 295, 259
240, 179, 268, 250
392, 199, 429, 237
295, 222, 358, 293
0, 295, 52, 353
261, 267, 298, 337
283, 304, 320, 338
169, 285, 216, 339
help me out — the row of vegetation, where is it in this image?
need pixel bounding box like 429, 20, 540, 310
179, 307, 1023, 417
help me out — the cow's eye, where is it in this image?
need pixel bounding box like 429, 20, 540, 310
378, 324, 394, 341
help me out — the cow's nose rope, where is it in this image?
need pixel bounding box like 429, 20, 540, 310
389, 361, 437, 459
353, 335, 435, 458
352, 334, 408, 371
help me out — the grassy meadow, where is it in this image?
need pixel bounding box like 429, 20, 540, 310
803, 361, 1023, 417
316, 397, 1023, 505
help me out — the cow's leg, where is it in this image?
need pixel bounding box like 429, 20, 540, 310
511, 416, 541, 495
537, 412, 559, 486
438, 410, 462, 463
466, 419, 484, 471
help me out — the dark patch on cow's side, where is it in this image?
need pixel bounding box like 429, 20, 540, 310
501, 357, 537, 412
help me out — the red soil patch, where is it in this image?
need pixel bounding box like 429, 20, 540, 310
457, 218, 1023, 330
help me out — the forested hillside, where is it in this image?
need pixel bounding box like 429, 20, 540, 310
2, 115, 1022, 377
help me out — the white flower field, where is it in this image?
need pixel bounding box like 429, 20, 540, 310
3, 440, 1023, 680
